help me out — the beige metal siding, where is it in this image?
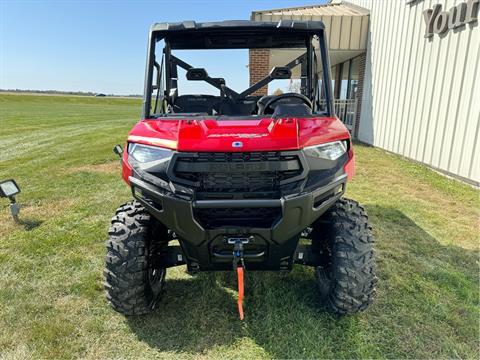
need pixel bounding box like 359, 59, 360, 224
349, 0, 480, 184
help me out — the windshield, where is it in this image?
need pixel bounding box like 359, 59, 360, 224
143, 27, 333, 119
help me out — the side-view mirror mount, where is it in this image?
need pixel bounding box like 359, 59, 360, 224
270, 66, 292, 80
186, 68, 209, 81
113, 144, 123, 158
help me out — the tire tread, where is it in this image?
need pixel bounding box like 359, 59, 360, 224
314, 198, 377, 315
104, 200, 164, 315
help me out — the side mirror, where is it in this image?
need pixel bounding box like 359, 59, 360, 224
186, 68, 209, 81
113, 144, 123, 158
270, 67, 292, 80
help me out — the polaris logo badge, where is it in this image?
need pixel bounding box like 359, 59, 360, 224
232, 141, 243, 148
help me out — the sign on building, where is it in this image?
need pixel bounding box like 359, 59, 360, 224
422, 0, 479, 37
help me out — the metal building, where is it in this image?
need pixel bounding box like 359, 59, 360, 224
251, 0, 479, 185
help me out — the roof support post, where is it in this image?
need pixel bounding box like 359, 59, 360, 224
319, 31, 335, 117
142, 32, 156, 119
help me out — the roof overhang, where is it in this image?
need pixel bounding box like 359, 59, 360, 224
251, 1, 369, 52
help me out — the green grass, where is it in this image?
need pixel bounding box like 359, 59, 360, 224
0, 93, 478, 359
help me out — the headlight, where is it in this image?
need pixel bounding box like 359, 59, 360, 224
128, 143, 173, 163
304, 141, 347, 160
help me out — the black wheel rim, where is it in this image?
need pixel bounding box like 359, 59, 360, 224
147, 239, 166, 296
148, 267, 165, 295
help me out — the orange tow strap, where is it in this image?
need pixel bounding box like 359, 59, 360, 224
237, 266, 244, 320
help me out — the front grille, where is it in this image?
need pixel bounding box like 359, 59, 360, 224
194, 207, 282, 229
202, 172, 277, 192
173, 151, 302, 197
196, 152, 283, 162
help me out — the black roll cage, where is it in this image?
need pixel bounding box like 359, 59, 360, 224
169, 55, 239, 99
142, 21, 335, 119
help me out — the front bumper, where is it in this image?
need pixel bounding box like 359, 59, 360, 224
130, 172, 346, 271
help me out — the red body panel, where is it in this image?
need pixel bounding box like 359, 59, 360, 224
127, 117, 349, 151
344, 148, 355, 180
123, 116, 355, 182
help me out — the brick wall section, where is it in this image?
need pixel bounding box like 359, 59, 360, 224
249, 49, 270, 96
353, 53, 366, 139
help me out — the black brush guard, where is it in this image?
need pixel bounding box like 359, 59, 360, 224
130, 150, 348, 271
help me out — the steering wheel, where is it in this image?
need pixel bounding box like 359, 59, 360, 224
259, 93, 312, 115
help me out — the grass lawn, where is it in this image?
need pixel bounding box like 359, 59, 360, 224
0, 93, 478, 359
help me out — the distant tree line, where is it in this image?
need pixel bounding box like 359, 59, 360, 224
0, 89, 142, 98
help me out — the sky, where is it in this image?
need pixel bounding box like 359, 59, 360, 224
1, 0, 326, 95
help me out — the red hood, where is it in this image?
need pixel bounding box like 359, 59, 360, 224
127, 117, 350, 152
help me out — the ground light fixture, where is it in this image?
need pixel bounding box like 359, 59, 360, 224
0, 179, 21, 223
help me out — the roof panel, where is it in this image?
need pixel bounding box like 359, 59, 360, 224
150, 19, 325, 33
252, 3, 369, 17
330, 16, 342, 49
340, 16, 352, 49
350, 16, 363, 49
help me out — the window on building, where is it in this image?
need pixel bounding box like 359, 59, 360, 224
331, 56, 362, 101
349, 56, 361, 100
340, 63, 350, 100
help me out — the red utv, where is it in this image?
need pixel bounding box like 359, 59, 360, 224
105, 20, 376, 319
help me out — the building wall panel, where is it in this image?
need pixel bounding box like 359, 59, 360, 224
349, 0, 480, 184
403, 0, 429, 157
448, 33, 478, 175
382, 0, 402, 151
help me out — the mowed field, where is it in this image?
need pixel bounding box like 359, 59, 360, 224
0, 93, 478, 359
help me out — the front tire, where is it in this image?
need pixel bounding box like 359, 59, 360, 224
104, 200, 167, 315
312, 198, 377, 314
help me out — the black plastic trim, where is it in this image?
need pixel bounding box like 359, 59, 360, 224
166, 150, 309, 189
193, 199, 282, 209
212, 251, 265, 259
174, 159, 300, 173
129, 172, 346, 271
150, 20, 324, 34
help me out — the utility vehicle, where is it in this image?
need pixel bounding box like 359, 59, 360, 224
105, 20, 376, 319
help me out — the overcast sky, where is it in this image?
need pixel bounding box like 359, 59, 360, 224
1, 0, 326, 95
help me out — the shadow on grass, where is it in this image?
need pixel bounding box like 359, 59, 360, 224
126, 206, 478, 358
126, 268, 326, 355
17, 218, 43, 231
